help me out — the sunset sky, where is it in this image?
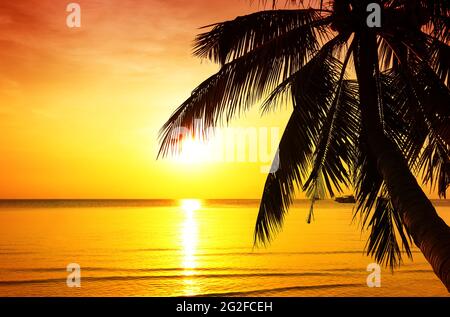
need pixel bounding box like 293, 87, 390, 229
0, 0, 295, 199
0, 0, 441, 199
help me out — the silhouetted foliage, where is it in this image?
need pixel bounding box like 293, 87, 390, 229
159, 0, 450, 273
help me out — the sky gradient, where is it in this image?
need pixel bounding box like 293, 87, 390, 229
0, 0, 296, 199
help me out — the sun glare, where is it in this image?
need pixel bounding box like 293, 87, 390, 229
177, 138, 211, 164
180, 199, 201, 274
181, 199, 201, 214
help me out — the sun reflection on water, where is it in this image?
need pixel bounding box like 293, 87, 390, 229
180, 199, 201, 295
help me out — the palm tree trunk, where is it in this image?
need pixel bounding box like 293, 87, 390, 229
354, 30, 450, 291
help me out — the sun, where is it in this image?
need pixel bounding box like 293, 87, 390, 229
176, 138, 211, 164
181, 199, 202, 213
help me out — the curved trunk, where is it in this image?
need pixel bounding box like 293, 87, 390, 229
355, 30, 450, 291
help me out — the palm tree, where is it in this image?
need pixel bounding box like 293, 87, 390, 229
158, 0, 450, 290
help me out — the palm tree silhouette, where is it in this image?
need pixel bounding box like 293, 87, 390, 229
159, 0, 450, 290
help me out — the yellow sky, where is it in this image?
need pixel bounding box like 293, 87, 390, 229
0, 0, 296, 199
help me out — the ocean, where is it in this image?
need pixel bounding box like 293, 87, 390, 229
0, 199, 448, 296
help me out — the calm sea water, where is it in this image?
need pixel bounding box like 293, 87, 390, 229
0, 199, 449, 297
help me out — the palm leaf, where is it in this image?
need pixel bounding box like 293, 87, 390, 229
428, 35, 450, 86
254, 45, 341, 245
303, 78, 359, 199
303, 78, 360, 222
364, 194, 413, 269
194, 9, 329, 64
260, 33, 351, 113
402, 61, 450, 197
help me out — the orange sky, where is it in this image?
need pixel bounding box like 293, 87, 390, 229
0, 1, 443, 199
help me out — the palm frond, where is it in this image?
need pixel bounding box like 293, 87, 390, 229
379, 71, 410, 145
430, 14, 450, 44
353, 134, 384, 224
303, 79, 359, 198
419, 0, 450, 18
302, 42, 358, 224
428, 35, 450, 86
194, 9, 329, 64
254, 46, 341, 245
258, 0, 331, 11
303, 79, 360, 223
402, 62, 450, 197
385, 24, 450, 87
364, 194, 413, 269
419, 137, 450, 198
260, 33, 351, 113
378, 36, 398, 72
377, 56, 450, 197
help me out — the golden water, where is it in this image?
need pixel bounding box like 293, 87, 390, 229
0, 200, 448, 296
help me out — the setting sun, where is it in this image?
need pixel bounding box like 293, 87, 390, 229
181, 199, 202, 213
176, 139, 212, 164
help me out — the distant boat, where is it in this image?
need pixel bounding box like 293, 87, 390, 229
335, 195, 356, 203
